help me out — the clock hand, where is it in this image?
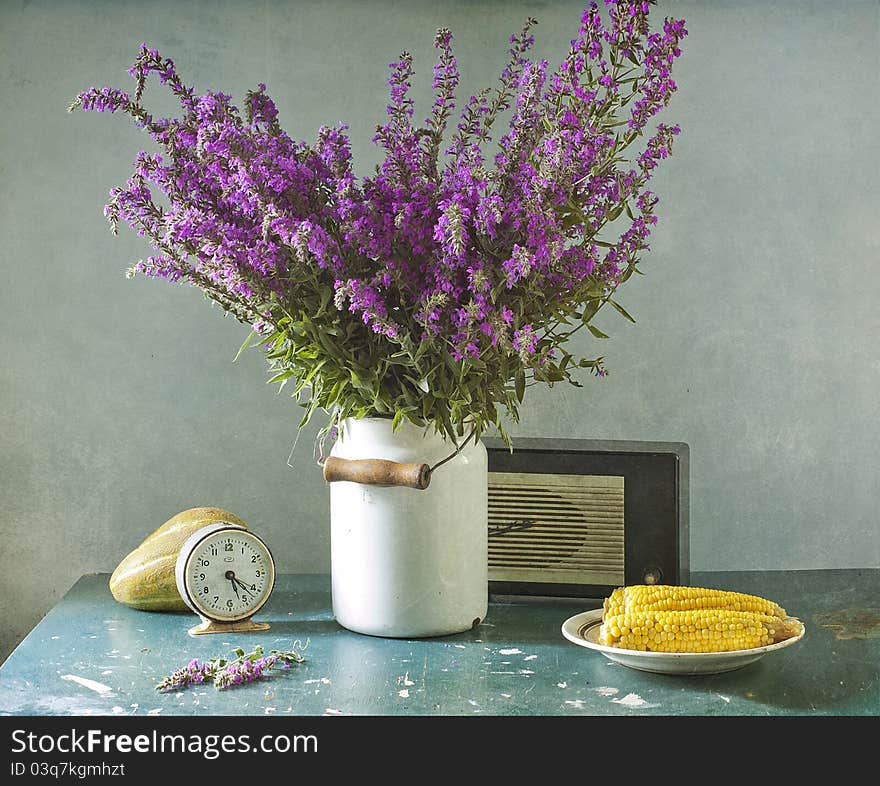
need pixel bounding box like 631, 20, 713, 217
225, 570, 241, 600
232, 576, 256, 597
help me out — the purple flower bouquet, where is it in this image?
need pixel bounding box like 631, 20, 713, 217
70, 1, 687, 451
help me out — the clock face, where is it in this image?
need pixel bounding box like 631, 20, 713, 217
182, 527, 276, 622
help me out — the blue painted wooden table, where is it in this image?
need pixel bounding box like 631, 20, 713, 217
1, 571, 877, 716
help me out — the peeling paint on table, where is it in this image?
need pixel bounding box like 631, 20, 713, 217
814, 608, 880, 640
0, 571, 877, 716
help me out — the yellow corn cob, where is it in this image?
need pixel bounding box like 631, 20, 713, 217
603, 584, 786, 620
598, 609, 800, 653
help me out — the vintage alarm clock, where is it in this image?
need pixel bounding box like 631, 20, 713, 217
175, 522, 276, 636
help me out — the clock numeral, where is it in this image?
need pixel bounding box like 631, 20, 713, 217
200, 559, 210, 567
251, 555, 258, 563
203, 586, 209, 594
227, 599, 234, 608
210, 546, 218, 556
199, 573, 205, 580
255, 570, 262, 577
251, 584, 256, 591
224, 542, 233, 552
213, 596, 219, 603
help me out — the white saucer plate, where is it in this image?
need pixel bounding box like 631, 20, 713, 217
561, 608, 805, 675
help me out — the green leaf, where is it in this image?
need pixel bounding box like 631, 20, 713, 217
584, 281, 607, 298
316, 286, 332, 317
298, 407, 314, 429
562, 212, 582, 230
349, 367, 377, 392
588, 324, 610, 339
515, 368, 526, 404
233, 330, 257, 362
267, 369, 294, 385
608, 298, 636, 323
601, 118, 630, 129
581, 299, 602, 323
401, 385, 418, 408
494, 418, 512, 451
438, 406, 454, 441
304, 358, 329, 383
323, 380, 344, 406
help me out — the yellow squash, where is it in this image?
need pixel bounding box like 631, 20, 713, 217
109, 507, 249, 611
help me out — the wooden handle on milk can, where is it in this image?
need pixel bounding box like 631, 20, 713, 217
322, 457, 432, 490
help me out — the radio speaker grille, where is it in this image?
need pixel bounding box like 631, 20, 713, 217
488, 472, 625, 586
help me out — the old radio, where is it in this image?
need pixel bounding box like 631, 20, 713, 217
483, 437, 689, 599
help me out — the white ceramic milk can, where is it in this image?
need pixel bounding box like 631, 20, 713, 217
324, 417, 488, 638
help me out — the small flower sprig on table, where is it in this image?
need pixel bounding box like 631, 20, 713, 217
155, 641, 308, 692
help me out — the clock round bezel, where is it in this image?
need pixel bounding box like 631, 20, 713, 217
176, 522, 276, 623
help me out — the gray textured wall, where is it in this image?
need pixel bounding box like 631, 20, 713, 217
1, 0, 877, 664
